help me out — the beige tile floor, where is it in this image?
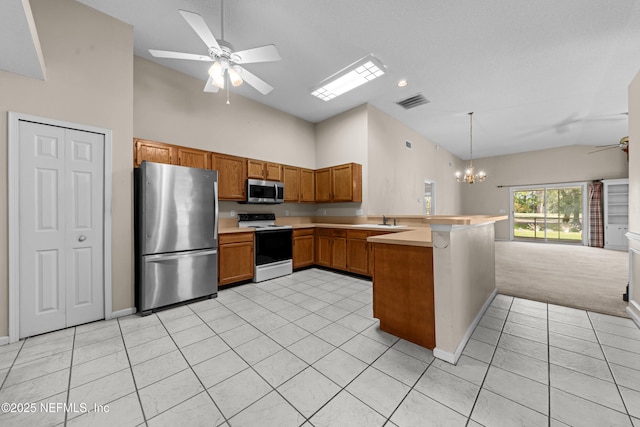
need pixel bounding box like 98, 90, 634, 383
1, 268, 639, 426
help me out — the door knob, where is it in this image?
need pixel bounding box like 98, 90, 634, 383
78, 235, 87, 242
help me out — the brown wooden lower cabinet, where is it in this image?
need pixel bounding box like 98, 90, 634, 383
346, 230, 369, 275
372, 242, 435, 349
315, 229, 347, 270
218, 232, 254, 286
293, 228, 314, 269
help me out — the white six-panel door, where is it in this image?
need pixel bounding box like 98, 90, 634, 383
18, 121, 104, 338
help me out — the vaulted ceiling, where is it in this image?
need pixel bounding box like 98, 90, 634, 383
5, 0, 640, 159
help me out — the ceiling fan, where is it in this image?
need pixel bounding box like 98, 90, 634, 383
148, 2, 281, 96
588, 136, 629, 154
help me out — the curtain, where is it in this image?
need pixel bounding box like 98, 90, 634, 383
589, 181, 604, 247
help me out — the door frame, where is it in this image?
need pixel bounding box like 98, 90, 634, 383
509, 181, 588, 245
8, 112, 113, 343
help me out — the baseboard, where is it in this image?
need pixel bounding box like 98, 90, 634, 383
0, 336, 9, 347
433, 289, 498, 365
627, 300, 640, 329
111, 307, 136, 318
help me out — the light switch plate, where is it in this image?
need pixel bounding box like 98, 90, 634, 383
355, 209, 363, 215
230, 210, 236, 217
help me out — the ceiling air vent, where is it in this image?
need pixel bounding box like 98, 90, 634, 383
395, 93, 430, 110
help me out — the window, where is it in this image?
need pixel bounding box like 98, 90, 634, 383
424, 180, 435, 215
510, 182, 587, 245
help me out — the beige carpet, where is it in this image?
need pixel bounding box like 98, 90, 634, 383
495, 241, 629, 317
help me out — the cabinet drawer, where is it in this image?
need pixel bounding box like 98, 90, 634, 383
219, 232, 254, 245
316, 228, 332, 237
332, 229, 347, 238
347, 230, 369, 240
293, 228, 315, 237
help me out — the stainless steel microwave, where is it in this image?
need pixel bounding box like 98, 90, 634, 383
245, 179, 284, 204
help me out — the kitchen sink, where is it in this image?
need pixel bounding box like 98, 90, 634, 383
351, 224, 408, 229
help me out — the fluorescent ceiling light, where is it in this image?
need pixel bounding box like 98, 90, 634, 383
311, 54, 386, 101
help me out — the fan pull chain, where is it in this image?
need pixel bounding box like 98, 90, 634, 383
226, 73, 230, 105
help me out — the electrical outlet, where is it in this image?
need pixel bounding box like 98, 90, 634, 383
285, 209, 290, 216
323, 209, 327, 216
499, 209, 506, 214
230, 210, 236, 217
355, 209, 363, 216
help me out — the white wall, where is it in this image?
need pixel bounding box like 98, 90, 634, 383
134, 57, 316, 170
134, 56, 318, 219
367, 105, 464, 216
628, 70, 640, 324
0, 0, 134, 335
314, 104, 369, 216
461, 145, 629, 240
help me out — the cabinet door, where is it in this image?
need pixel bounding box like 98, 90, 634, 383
247, 159, 265, 179
134, 139, 175, 167
212, 153, 247, 200
315, 168, 332, 202
283, 166, 300, 202
347, 238, 369, 275
332, 237, 347, 270
265, 162, 282, 181
299, 168, 315, 202
219, 241, 254, 285
176, 147, 211, 169
316, 234, 332, 267
332, 163, 362, 202
293, 235, 315, 268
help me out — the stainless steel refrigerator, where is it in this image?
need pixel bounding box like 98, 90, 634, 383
135, 161, 218, 315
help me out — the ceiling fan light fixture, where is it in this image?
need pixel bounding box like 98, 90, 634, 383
208, 61, 223, 78
229, 67, 243, 87
311, 54, 386, 101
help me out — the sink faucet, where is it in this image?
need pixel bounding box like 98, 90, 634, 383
382, 215, 388, 225
393, 217, 397, 226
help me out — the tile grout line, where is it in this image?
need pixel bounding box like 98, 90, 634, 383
117, 315, 151, 427
211, 281, 367, 424
63, 327, 76, 427
587, 311, 636, 426
154, 306, 232, 427
0, 340, 26, 391
210, 273, 400, 424
464, 296, 515, 426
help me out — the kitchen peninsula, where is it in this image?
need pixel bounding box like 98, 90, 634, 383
368, 215, 508, 364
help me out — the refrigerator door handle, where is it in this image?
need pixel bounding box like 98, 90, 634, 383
214, 180, 219, 241
145, 249, 218, 262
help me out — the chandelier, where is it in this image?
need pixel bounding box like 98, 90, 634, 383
456, 112, 487, 184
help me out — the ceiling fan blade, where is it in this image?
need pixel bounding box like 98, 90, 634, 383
149, 49, 213, 62
178, 9, 221, 52
594, 143, 620, 148
238, 66, 274, 95
203, 76, 220, 93
234, 44, 281, 64
588, 146, 617, 154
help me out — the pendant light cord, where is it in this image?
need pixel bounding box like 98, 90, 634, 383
469, 112, 474, 168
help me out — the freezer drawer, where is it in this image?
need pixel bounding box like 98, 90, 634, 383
139, 248, 218, 313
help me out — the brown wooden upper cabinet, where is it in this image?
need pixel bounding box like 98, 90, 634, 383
211, 153, 247, 201
283, 165, 300, 202
247, 159, 282, 181
299, 168, 315, 203
134, 138, 176, 167
283, 166, 315, 203
176, 146, 211, 169
315, 163, 362, 203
